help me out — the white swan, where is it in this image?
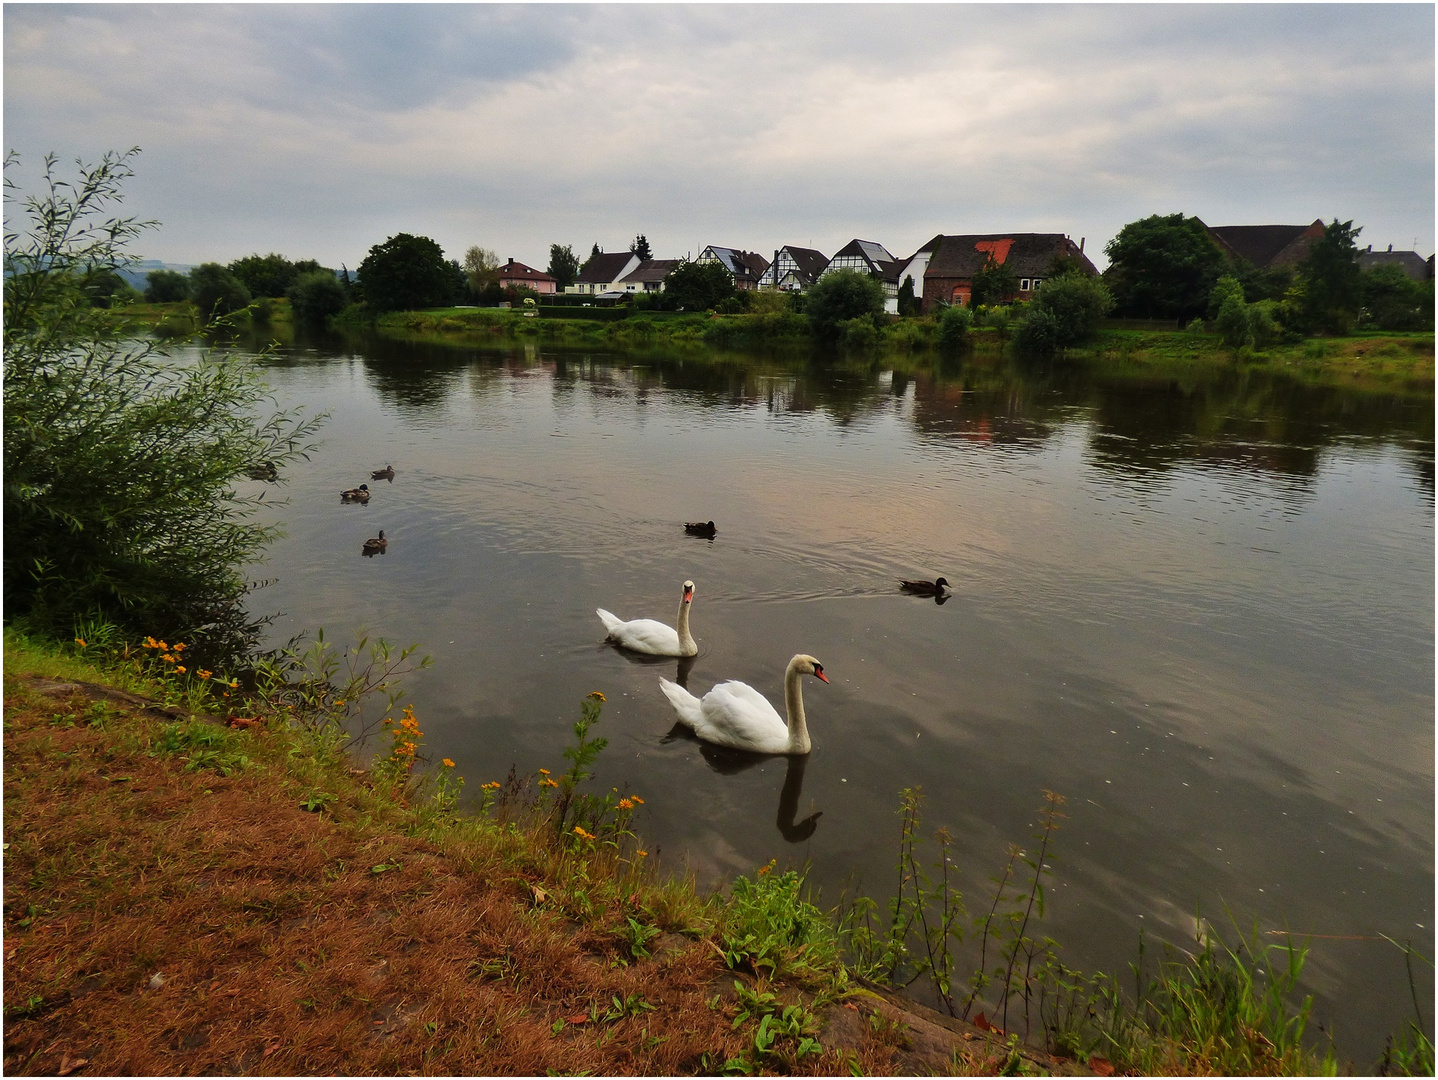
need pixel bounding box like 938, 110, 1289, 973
597, 580, 698, 657
659, 654, 829, 755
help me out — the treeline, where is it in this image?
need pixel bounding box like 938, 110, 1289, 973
1103, 215, 1433, 340
141, 252, 352, 323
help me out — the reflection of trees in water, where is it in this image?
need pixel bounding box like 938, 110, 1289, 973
264, 332, 1433, 490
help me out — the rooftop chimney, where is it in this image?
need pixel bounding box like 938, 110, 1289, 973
1388, 244, 1394, 252
1079, 237, 1085, 253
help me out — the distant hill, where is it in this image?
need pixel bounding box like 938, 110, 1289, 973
117, 259, 194, 291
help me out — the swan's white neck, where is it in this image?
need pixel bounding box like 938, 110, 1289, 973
783, 657, 811, 754
675, 595, 698, 657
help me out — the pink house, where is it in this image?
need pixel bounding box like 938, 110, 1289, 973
496, 258, 557, 295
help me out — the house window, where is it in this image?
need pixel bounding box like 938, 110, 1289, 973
1032, 278, 1042, 290
1020, 278, 1031, 291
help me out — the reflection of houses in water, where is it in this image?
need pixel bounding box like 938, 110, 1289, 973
905, 375, 1062, 451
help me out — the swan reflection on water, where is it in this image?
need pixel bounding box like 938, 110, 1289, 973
661, 725, 822, 843
608, 648, 697, 688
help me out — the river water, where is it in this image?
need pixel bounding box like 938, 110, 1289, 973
228, 330, 1432, 1063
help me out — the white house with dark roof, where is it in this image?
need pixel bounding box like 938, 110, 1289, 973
821, 239, 903, 312
618, 258, 681, 293
757, 246, 830, 291
696, 246, 770, 290
568, 251, 641, 295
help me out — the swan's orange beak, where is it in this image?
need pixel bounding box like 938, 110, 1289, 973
683, 586, 693, 603
814, 668, 829, 683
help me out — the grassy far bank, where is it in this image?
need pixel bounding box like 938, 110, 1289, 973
367, 307, 1434, 394
109, 299, 1434, 395
8, 631, 1426, 1076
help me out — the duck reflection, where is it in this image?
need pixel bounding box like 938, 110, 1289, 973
659, 729, 822, 843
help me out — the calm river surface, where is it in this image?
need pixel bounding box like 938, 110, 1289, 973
229, 330, 1432, 1061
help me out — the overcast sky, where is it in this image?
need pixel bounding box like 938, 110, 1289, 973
5, 3, 1434, 272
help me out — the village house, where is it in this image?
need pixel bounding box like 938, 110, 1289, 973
1205, 220, 1325, 270
756, 246, 830, 291
919, 233, 1096, 312
567, 251, 641, 296
1357, 244, 1432, 281
618, 258, 681, 293
696, 246, 770, 290
821, 240, 903, 311
495, 258, 557, 295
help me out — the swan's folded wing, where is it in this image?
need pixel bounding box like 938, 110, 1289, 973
697, 681, 789, 753
606, 617, 682, 656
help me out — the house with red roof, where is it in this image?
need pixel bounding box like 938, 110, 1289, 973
919, 233, 1096, 312
496, 258, 558, 295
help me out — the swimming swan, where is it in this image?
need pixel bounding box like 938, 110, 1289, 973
659, 654, 829, 755
597, 580, 698, 657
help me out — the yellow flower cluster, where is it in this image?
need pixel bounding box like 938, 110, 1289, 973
442, 758, 456, 769
143, 637, 189, 667
482, 780, 502, 791
573, 825, 596, 840
588, 691, 606, 702
757, 858, 777, 877
384, 705, 423, 766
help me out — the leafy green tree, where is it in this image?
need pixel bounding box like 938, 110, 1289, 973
228, 252, 301, 298
1361, 263, 1434, 331
1103, 213, 1226, 320
629, 234, 652, 261
287, 269, 346, 323
1299, 219, 1363, 334
661, 259, 735, 312
937, 303, 972, 348
1215, 291, 1252, 349
78, 267, 140, 309
547, 243, 580, 289
358, 233, 454, 313
590, 242, 602, 260
463, 245, 499, 296
1014, 273, 1113, 353
3, 149, 323, 660
970, 255, 1018, 307
1207, 274, 1246, 320
145, 268, 191, 303
189, 262, 252, 316
805, 268, 884, 337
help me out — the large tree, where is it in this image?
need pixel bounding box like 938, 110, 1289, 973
970, 254, 1019, 307
1102, 213, 1226, 320
287, 269, 347, 323
1299, 219, 1363, 334
1361, 263, 1434, 332
228, 253, 303, 299
463, 245, 499, 296
660, 259, 735, 312
629, 234, 652, 261
189, 263, 252, 316
358, 233, 454, 313
804, 268, 885, 336
547, 244, 580, 289
144, 268, 191, 303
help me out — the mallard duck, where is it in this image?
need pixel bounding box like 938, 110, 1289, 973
362, 530, 387, 556
684, 520, 717, 537
371, 464, 395, 481
246, 461, 278, 482
341, 484, 370, 503
899, 577, 949, 597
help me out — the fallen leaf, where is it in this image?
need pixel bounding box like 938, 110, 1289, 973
1089, 1055, 1115, 1076
263, 1043, 281, 1057
566, 1013, 589, 1025
57, 1054, 89, 1076
530, 884, 548, 904
843, 1002, 859, 1012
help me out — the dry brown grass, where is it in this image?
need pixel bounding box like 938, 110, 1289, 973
4, 671, 1014, 1076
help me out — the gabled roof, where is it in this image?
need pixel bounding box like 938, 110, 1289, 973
1357, 248, 1429, 280
924, 234, 1096, 279
701, 246, 770, 282
619, 258, 681, 284
1206, 220, 1324, 269
784, 246, 830, 280
831, 238, 896, 268
575, 251, 639, 285
497, 259, 556, 284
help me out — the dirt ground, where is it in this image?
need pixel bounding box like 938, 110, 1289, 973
3, 671, 1091, 1076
